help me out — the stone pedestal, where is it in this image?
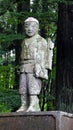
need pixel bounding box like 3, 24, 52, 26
0, 111, 73, 130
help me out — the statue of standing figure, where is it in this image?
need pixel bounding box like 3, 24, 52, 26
17, 17, 54, 112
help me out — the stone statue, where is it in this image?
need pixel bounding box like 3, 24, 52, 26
17, 17, 54, 112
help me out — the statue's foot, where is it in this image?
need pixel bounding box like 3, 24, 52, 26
16, 106, 27, 112
26, 106, 41, 112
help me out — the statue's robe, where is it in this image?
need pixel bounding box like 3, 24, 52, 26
20, 34, 54, 80
19, 34, 54, 95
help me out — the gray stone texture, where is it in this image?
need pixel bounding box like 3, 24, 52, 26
0, 111, 73, 130
17, 17, 54, 112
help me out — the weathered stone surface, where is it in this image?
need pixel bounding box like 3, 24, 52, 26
18, 17, 54, 112
59, 112, 73, 130
0, 111, 73, 130
0, 112, 55, 130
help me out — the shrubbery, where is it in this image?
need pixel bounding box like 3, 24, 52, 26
0, 89, 21, 113
0, 65, 21, 113
0, 65, 15, 89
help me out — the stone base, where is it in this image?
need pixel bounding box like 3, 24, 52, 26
0, 111, 73, 130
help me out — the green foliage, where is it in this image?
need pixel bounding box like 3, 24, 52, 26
0, 65, 15, 89
39, 92, 55, 111
31, 0, 58, 40
0, 89, 21, 113
0, 33, 25, 43
0, 104, 11, 113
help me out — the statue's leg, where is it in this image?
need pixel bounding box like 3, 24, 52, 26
26, 73, 42, 112
16, 94, 27, 112
26, 95, 41, 112
16, 73, 28, 112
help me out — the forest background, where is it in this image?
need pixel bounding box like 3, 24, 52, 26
0, 0, 71, 113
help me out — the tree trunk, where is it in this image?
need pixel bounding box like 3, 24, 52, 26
56, 3, 73, 113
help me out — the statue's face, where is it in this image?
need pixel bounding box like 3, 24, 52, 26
25, 21, 39, 37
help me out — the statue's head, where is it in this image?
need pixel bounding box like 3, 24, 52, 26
24, 17, 39, 37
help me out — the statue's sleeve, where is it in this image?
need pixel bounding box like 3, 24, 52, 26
45, 38, 54, 70
34, 38, 48, 79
